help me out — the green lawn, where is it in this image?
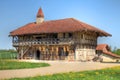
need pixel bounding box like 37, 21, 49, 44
0, 50, 50, 70
9, 66, 120, 80
0, 60, 50, 70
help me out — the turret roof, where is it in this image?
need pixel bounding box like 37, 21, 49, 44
37, 8, 44, 17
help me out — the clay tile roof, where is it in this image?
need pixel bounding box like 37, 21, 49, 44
96, 44, 120, 58
96, 44, 108, 51
37, 8, 44, 17
10, 18, 112, 36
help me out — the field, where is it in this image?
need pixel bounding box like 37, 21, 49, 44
9, 66, 120, 80
0, 49, 17, 59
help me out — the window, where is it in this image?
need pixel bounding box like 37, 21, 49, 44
36, 37, 42, 39
81, 34, 83, 39
52, 33, 58, 38
63, 33, 65, 38
69, 33, 73, 38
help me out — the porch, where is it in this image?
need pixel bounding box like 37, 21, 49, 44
17, 45, 75, 61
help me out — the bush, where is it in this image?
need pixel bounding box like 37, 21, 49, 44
113, 49, 120, 56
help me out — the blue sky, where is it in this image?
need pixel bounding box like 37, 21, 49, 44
0, 0, 120, 49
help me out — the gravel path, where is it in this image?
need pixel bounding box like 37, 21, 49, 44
0, 60, 120, 80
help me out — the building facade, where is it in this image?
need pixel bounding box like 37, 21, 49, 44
10, 8, 111, 61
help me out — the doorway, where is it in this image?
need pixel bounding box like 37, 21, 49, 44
36, 50, 40, 60
58, 47, 65, 60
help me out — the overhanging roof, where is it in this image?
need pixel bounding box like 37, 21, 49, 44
10, 18, 112, 36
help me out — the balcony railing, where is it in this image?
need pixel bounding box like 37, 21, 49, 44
13, 38, 74, 46
79, 39, 97, 45
73, 39, 96, 45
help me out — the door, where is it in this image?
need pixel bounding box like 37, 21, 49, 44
58, 47, 65, 60
36, 50, 40, 60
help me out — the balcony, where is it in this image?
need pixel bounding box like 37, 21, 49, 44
80, 39, 97, 45
13, 38, 74, 46
75, 39, 96, 45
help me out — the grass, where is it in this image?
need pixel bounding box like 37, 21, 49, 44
0, 49, 17, 59
1, 50, 120, 80
0, 60, 50, 70
8, 66, 120, 80
0, 50, 50, 70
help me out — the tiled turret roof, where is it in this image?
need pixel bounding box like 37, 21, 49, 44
37, 8, 44, 18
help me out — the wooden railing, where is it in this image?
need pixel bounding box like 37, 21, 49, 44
74, 39, 96, 45
79, 39, 96, 45
13, 38, 96, 46
13, 38, 74, 46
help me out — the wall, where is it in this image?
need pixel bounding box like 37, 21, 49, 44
74, 31, 97, 61
102, 54, 117, 62
36, 17, 44, 24
75, 45, 96, 61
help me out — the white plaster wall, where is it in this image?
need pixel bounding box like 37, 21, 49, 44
75, 48, 96, 61
102, 54, 117, 62
36, 18, 44, 24
75, 50, 84, 61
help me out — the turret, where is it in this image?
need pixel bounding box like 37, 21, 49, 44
36, 8, 44, 24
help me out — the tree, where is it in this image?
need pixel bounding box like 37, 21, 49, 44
112, 47, 120, 55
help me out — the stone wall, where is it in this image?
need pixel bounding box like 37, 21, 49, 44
75, 45, 96, 61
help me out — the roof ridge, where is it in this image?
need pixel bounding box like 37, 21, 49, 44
45, 18, 73, 22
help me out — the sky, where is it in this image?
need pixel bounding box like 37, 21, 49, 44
0, 0, 120, 49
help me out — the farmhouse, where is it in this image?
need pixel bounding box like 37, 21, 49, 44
10, 8, 117, 61
95, 44, 120, 62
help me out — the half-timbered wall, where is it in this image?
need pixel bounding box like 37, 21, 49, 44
74, 31, 97, 61
13, 31, 98, 61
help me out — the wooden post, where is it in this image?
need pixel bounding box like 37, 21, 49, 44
56, 46, 58, 60
51, 46, 53, 60
21, 47, 23, 59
